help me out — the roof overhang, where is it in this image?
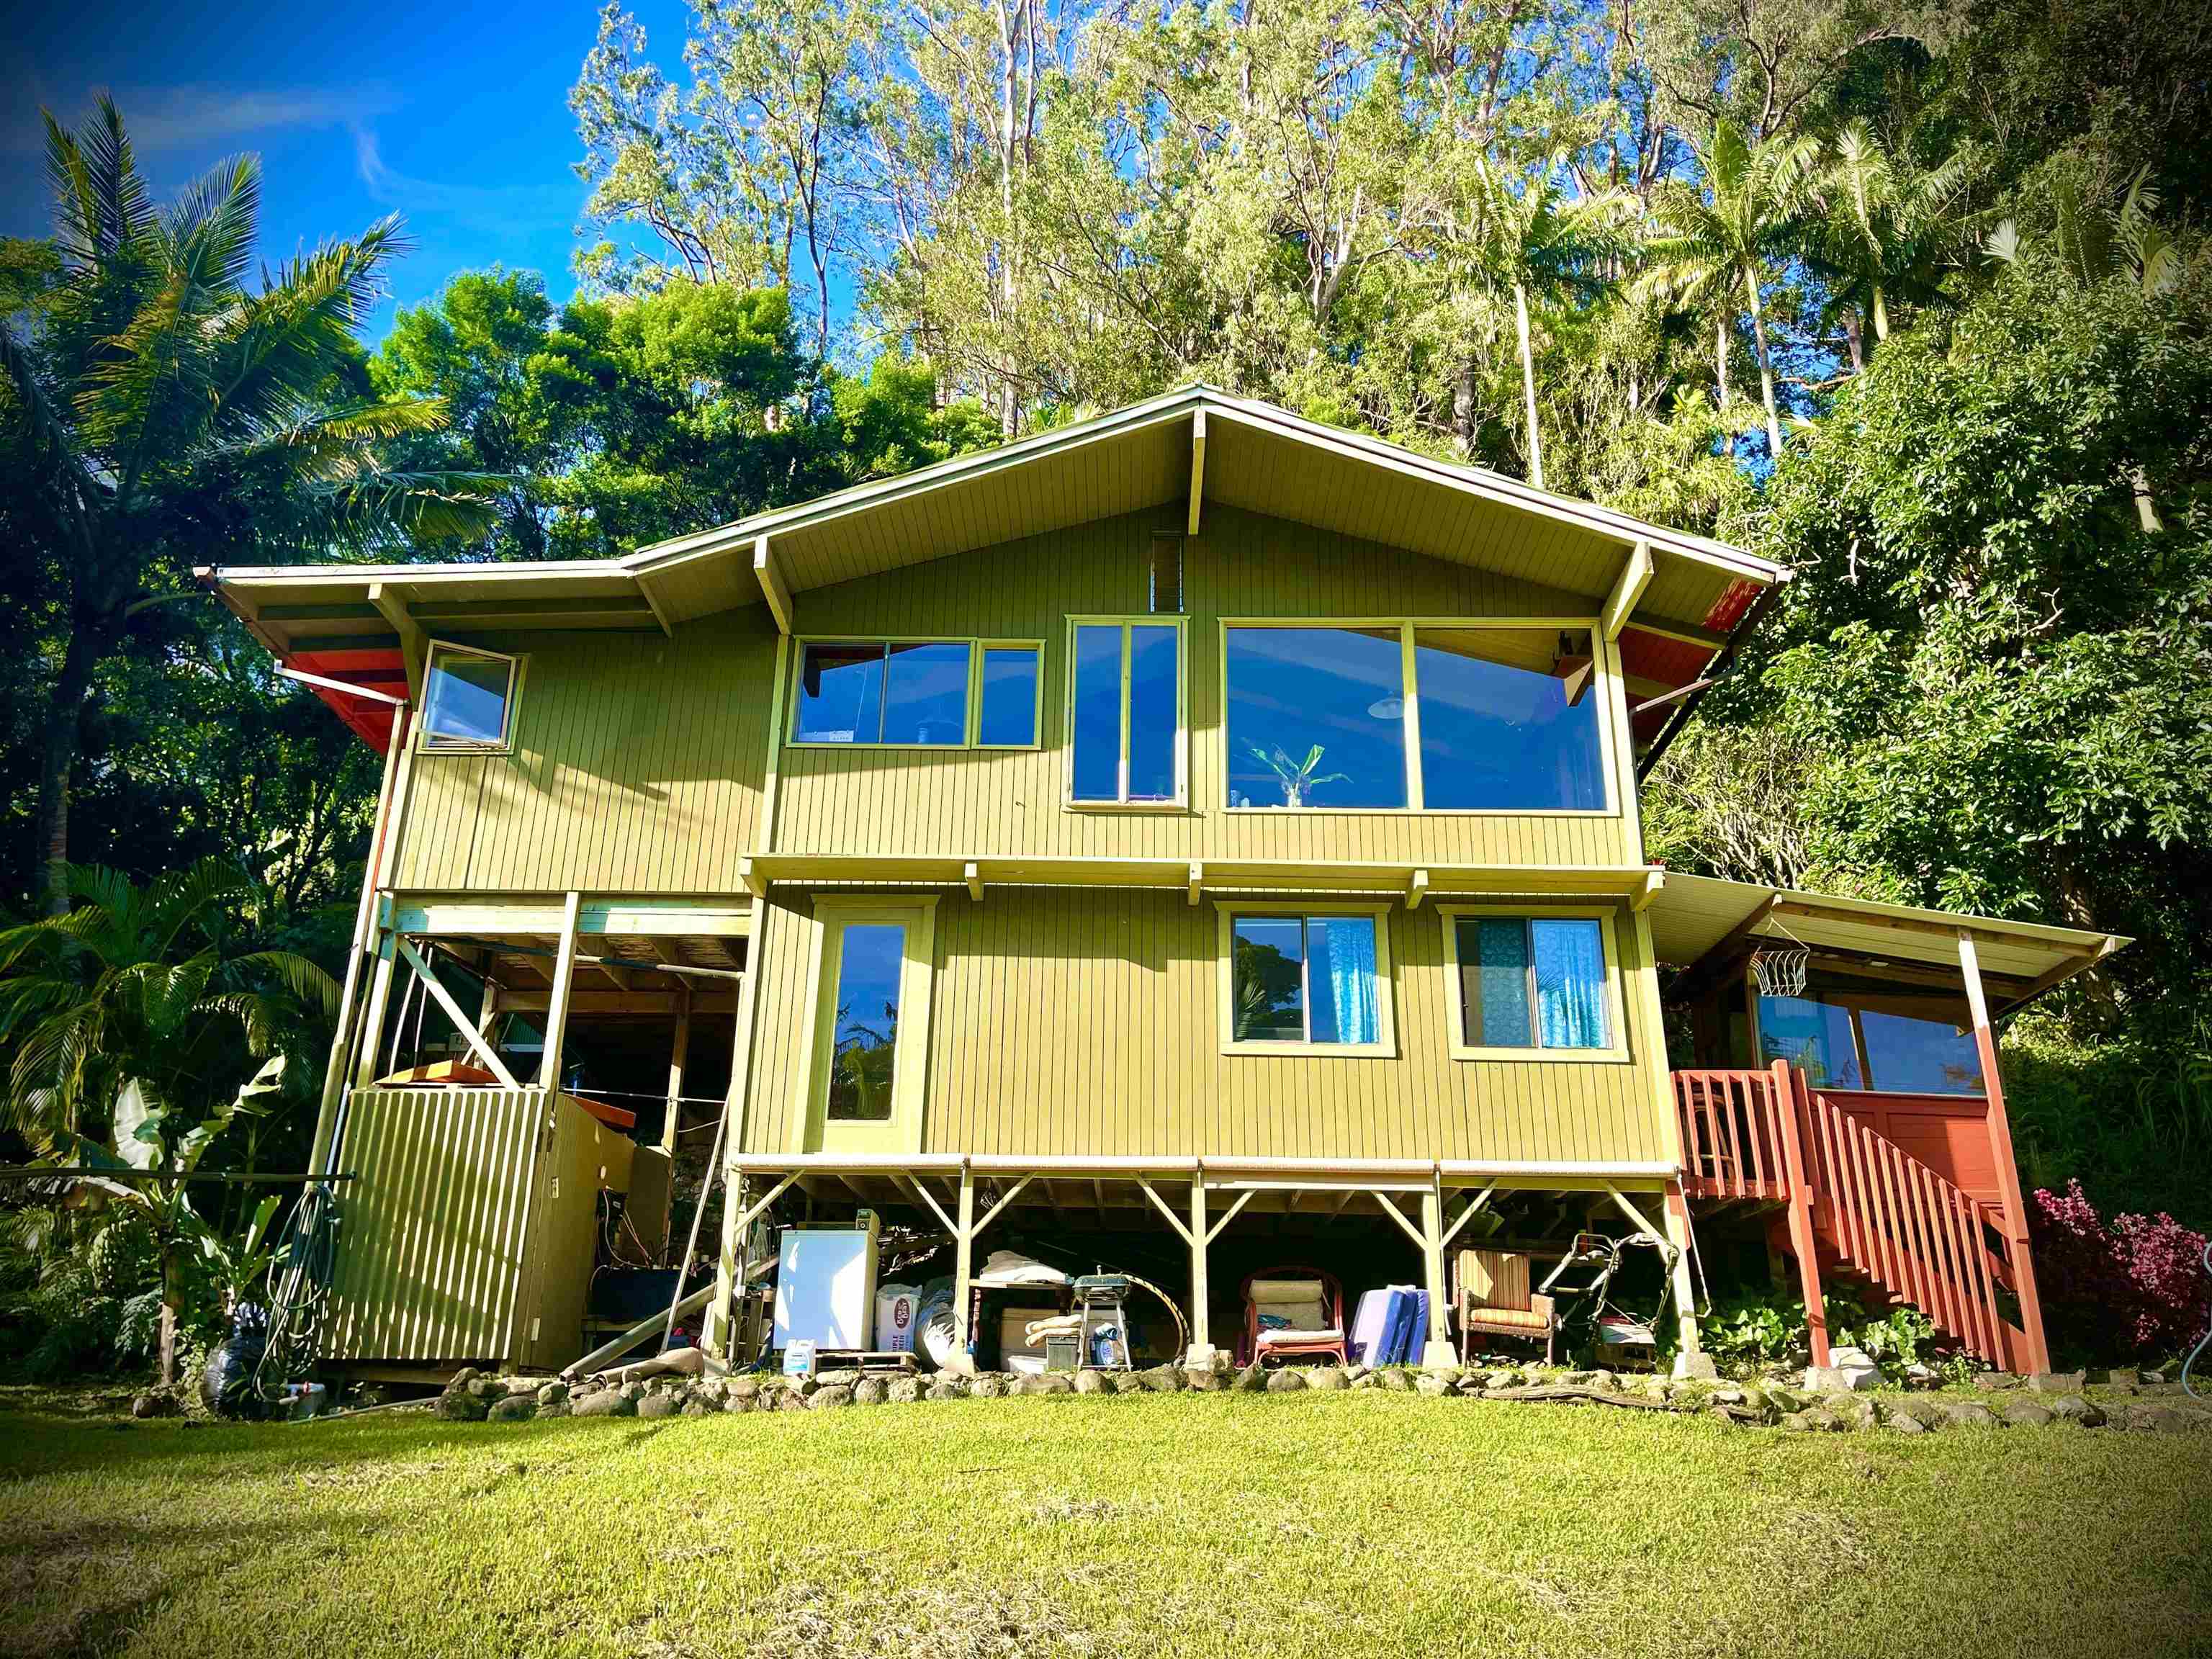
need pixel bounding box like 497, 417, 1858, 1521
198, 386, 1786, 752
1646, 871, 2128, 1015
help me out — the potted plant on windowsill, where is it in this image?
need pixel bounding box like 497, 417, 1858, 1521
1247, 745, 1347, 808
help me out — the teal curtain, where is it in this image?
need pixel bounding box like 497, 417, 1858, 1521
1319, 915, 1379, 1044
1532, 919, 1606, 1048
1473, 919, 1531, 1048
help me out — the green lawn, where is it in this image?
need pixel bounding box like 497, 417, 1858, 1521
4, 1395, 2209, 1658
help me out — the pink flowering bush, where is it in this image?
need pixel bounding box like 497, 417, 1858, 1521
2031, 1180, 2211, 1362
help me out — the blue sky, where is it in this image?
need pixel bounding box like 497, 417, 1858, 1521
3, 0, 697, 338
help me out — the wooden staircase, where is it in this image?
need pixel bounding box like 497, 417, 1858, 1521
1673, 1062, 2037, 1372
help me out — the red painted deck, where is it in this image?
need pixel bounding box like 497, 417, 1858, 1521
1674, 1064, 2041, 1372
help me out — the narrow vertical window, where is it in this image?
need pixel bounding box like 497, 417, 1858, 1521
826, 922, 906, 1122
976, 644, 1042, 747
1148, 534, 1183, 613
1068, 619, 1184, 805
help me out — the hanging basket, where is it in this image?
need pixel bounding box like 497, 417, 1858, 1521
1750, 945, 1810, 999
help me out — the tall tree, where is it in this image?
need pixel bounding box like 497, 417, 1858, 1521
0, 100, 493, 914
1642, 119, 1820, 458
1811, 122, 1976, 369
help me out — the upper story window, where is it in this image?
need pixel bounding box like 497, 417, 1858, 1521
1756, 981, 1984, 1097
791, 639, 1040, 749
1442, 908, 1627, 1061
421, 642, 519, 752
1068, 617, 1184, 806
1223, 621, 1607, 812
1220, 903, 1395, 1056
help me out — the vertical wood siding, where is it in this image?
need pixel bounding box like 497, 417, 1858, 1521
773, 505, 1639, 866
743, 886, 1668, 1165
394, 609, 778, 892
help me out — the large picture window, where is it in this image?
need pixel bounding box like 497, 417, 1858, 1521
791, 639, 1040, 748
1068, 617, 1184, 806
1442, 909, 1627, 1061
1219, 904, 1395, 1055
1221, 621, 1608, 811
1756, 984, 1984, 1097
421, 642, 519, 752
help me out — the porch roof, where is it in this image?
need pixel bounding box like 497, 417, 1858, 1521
1644, 871, 2128, 1011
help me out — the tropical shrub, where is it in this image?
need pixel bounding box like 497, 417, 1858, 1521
2032, 1179, 2212, 1363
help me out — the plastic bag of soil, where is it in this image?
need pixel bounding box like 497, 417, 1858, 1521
202, 1302, 270, 1419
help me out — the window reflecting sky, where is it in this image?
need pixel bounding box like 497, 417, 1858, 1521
978, 647, 1040, 745
1071, 625, 1123, 799
1128, 624, 1179, 800
796, 643, 886, 742
1415, 630, 1604, 810
424, 652, 511, 744
881, 642, 970, 744
828, 923, 904, 1122
1226, 626, 1405, 807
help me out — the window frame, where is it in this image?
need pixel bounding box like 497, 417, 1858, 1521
1215, 899, 1398, 1058
785, 637, 1043, 751
1063, 614, 1189, 810
1751, 985, 1987, 1098
1438, 904, 1631, 1064
1217, 616, 1619, 817
417, 640, 523, 755
794, 895, 940, 1154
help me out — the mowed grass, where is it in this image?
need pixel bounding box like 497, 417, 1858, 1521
4, 1394, 2210, 1658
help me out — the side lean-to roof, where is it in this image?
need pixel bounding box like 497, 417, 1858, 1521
199, 385, 1784, 754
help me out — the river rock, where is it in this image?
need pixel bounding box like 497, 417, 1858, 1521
572, 1390, 633, 1418
487, 1395, 536, 1424
1265, 1368, 1307, 1393
809, 1385, 853, 1410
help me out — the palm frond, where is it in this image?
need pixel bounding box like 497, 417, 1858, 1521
228, 950, 341, 1019
307, 469, 507, 545
215, 219, 413, 421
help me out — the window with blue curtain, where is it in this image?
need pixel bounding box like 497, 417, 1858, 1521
1454, 914, 1611, 1051
1231, 912, 1382, 1045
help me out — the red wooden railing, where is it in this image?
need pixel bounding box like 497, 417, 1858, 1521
1672, 1064, 2030, 1371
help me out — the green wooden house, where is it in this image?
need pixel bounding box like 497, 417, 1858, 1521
205, 387, 2121, 1381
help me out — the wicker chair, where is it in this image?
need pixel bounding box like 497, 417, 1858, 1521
1455, 1249, 1558, 1364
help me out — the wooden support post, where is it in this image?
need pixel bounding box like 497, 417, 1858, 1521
1188, 1171, 1212, 1364
662, 984, 691, 1155
1959, 930, 2052, 1375
951, 1165, 979, 1375
1419, 1177, 1453, 1370
392, 938, 524, 1089
1662, 1182, 1701, 1359
535, 892, 583, 1091
1771, 1058, 1830, 1369
351, 933, 398, 1090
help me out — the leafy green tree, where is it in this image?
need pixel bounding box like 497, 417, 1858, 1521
0, 99, 494, 914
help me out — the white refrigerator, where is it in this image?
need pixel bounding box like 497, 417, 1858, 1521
772, 1218, 881, 1352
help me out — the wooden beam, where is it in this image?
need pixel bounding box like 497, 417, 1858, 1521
1624, 617, 1727, 653
1959, 930, 2051, 1374
536, 892, 583, 1090
752, 535, 793, 633
1204, 1188, 1256, 1246
1187, 408, 1207, 536
1187, 860, 1203, 907
739, 855, 765, 897
1137, 1179, 1195, 1246
1632, 868, 1665, 912
366, 582, 425, 699
392, 937, 523, 1090
965, 860, 984, 902
1372, 1191, 1428, 1250
1992, 938, 2121, 1019
1632, 678, 1715, 716
1601, 539, 1654, 640
662, 984, 691, 1155
974, 1175, 1034, 1237
1439, 1182, 1498, 1251
893, 1172, 958, 1236
631, 573, 675, 638
1407, 868, 1430, 910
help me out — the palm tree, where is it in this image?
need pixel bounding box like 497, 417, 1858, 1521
1460, 160, 1635, 490
1641, 120, 1819, 459
1813, 123, 1976, 369
0, 858, 335, 1156
1, 99, 496, 914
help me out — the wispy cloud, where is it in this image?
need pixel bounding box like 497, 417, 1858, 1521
3, 79, 400, 155
349, 123, 577, 238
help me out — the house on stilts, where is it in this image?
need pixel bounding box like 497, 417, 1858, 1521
202, 386, 2121, 1382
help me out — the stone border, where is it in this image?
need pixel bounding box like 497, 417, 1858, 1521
433, 1362, 2212, 1435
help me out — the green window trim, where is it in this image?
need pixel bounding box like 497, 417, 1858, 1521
786, 637, 1043, 751
794, 896, 939, 1154
418, 639, 524, 755
1064, 615, 1189, 809
1439, 904, 1631, 1064
1217, 616, 1619, 816
1215, 900, 1398, 1058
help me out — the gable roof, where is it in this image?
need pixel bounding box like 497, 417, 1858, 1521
199, 385, 1785, 747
